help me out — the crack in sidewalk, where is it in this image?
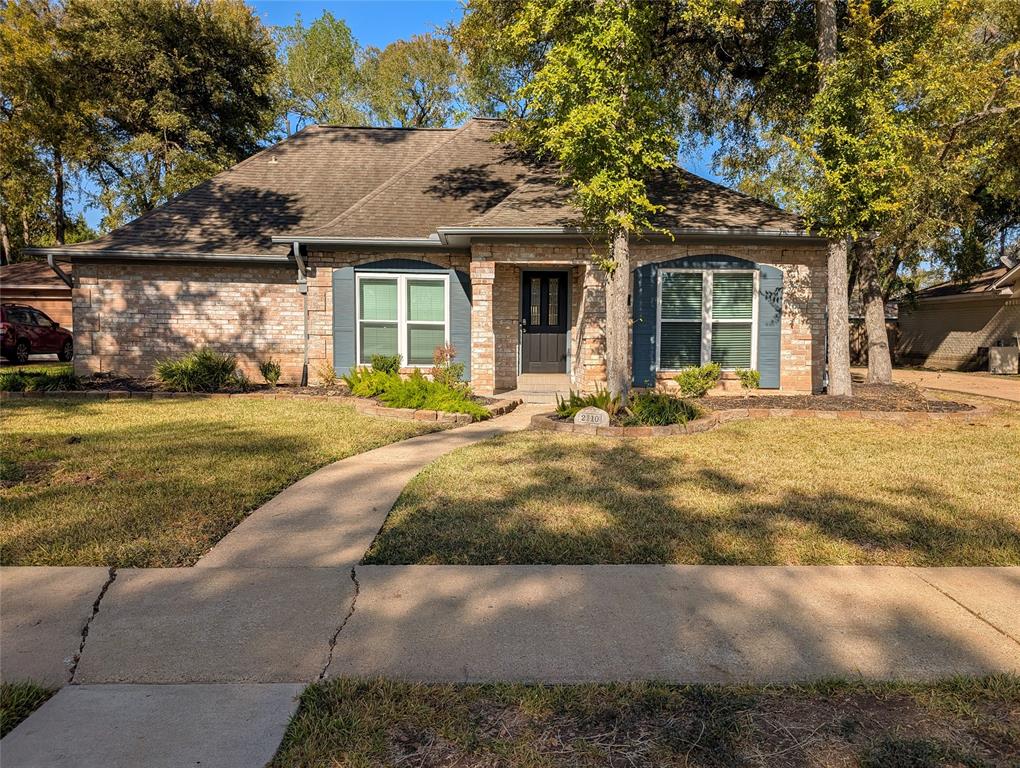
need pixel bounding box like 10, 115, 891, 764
319, 566, 359, 680
912, 571, 1020, 647
68, 566, 117, 683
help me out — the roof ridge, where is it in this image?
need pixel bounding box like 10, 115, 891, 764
293, 120, 479, 238
312, 123, 458, 131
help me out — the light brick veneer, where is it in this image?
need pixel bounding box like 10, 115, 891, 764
73, 241, 826, 393
470, 240, 828, 395
72, 262, 309, 382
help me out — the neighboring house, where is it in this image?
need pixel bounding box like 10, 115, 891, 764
897, 256, 1020, 370
0, 260, 74, 328
26, 118, 830, 394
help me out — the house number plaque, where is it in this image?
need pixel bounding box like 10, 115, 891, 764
574, 407, 610, 427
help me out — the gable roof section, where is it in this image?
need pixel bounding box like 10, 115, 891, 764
1, 259, 72, 290
457, 166, 803, 233
37, 125, 454, 259
31, 118, 812, 261
910, 261, 1018, 300
290, 119, 536, 240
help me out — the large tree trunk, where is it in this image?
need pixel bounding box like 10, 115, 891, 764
816, 0, 852, 395
816, 0, 838, 86
857, 239, 893, 384
826, 239, 853, 395
0, 217, 10, 265
21, 210, 31, 254
53, 146, 65, 245
605, 226, 631, 398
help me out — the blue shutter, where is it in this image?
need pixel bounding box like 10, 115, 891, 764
757, 264, 783, 388
449, 269, 472, 381
332, 266, 356, 375
632, 262, 658, 387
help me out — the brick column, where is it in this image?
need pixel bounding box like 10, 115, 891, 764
470, 260, 496, 395
577, 263, 608, 391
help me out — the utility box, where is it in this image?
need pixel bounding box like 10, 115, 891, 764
989, 341, 1019, 375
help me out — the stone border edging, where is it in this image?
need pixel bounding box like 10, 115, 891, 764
531, 403, 988, 437
0, 389, 522, 425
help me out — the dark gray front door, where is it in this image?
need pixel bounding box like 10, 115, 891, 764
521, 270, 568, 373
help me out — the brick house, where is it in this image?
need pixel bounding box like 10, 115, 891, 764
897, 257, 1020, 371
27, 118, 830, 395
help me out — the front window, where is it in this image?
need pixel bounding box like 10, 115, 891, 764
357, 273, 449, 366
658, 269, 757, 370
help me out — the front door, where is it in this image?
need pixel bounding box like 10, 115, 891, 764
521, 270, 568, 373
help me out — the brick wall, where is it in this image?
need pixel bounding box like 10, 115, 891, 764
898, 295, 1020, 369
73, 241, 827, 393
72, 262, 307, 381
472, 240, 828, 394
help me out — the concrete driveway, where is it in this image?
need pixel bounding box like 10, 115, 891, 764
853, 367, 1020, 402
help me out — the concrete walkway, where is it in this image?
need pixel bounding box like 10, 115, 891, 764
329, 565, 1020, 683
4, 401, 1020, 765
0, 406, 541, 767
853, 366, 1020, 402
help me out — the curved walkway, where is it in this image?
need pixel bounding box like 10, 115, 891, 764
4, 402, 1020, 767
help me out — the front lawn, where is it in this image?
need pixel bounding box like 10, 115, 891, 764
365, 407, 1020, 565
0, 398, 438, 567
271, 676, 1020, 767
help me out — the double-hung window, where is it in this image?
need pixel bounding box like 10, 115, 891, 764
356, 272, 449, 366
658, 269, 758, 370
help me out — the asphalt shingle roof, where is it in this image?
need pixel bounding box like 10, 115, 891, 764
47, 117, 806, 258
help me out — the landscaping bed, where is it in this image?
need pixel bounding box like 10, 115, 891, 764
706, 382, 973, 413
271, 676, 1020, 768
0, 397, 439, 567
364, 408, 1020, 566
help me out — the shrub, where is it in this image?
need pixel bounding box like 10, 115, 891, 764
370, 354, 401, 375
378, 370, 488, 419
231, 370, 254, 392
0, 369, 82, 392
317, 363, 339, 388
342, 367, 399, 398
154, 348, 238, 392
621, 391, 702, 426
430, 343, 466, 389
555, 388, 623, 420
736, 368, 760, 390
674, 363, 722, 398
259, 359, 282, 386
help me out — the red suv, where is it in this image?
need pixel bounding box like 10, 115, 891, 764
1, 304, 74, 364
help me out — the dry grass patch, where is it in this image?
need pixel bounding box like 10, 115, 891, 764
1, 398, 438, 567
365, 406, 1020, 565
271, 676, 1020, 768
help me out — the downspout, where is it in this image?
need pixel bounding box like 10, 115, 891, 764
47, 254, 74, 288
293, 241, 309, 386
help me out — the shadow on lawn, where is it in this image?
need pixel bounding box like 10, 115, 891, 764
363, 435, 1020, 566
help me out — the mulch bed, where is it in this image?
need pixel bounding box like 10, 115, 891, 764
707, 382, 973, 413
74, 374, 498, 404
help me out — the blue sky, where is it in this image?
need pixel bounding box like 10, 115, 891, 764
76, 1, 718, 229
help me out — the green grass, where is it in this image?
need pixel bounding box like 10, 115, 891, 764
1, 682, 55, 737
270, 675, 1020, 767
364, 407, 1020, 565
0, 361, 72, 375
0, 398, 439, 567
